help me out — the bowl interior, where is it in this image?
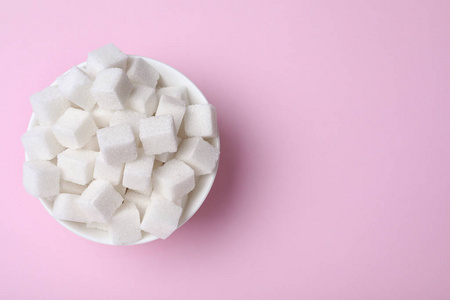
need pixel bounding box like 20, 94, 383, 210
27, 56, 220, 245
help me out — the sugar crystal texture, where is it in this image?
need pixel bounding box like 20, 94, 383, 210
153, 159, 195, 201
57, 149, 97, 185
175, 137, 219, 175
126, 57, 160, 88
155, 95, 186, 133
140, 115, 178, 156
77, 180, 123, 223
90, 105, 113, 128
126, 85, 158, 116
23, 161, 60, 198
93, 153, 124, 186
91, 68, 132, 110
52, 107, 97, 149
140, 192, 183, 239
109, 110, 146, 144
155, 137, 182, 163
109, 202, 142, 245
22, 126, 64, 161
30, 86, 71, 125
124, 190, 151, 219
184, 104, 218, 138
157, 86, 190, 106
56, 66, 95, 111
86, 43, 128, 76
53, 193, 88, 223
122, 148, 154, 192
60, 180, 86, 195
97, 124, 137, 164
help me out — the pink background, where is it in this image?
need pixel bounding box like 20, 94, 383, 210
1, 1, 450, 299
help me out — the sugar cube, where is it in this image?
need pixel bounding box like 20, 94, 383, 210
115, 183, 127, 197
155, 137, 181, 163
56, 66, 95, 111
30, 86, 71, 125
91, 68, 132, 110
53, 193, 88, 223
109, 110, 146, 144
140, 192, 183, 239
109, 202, 142, 245
97, 124, 137, 164
184, 104, 218, 138
78, 180, 123, 223
124, 190, 151, 219
174, 194, 188, 209
153, 159, 195, 201
155, 95, 186, 133
83, 135, 100, 151
90, 105, 113, 128
126, 85, 158, 116
57, 149, 97, 185
126, 57, 159, 88
86, 43, 128, 76
22, 126, 64, 161
86, 222, 109, 231
52, 107, 97, 149
157, 86, 189, 106
175, 137, 219, 175
93, 153, 124, 186
23, 161, 60, 198
60, 180, 86, 195
140, 115, 178, 156
122, 148, 154, 192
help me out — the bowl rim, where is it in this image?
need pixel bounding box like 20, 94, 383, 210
26, 55, 220, 246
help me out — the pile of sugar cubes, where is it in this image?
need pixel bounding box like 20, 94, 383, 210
22, 44, 219, 244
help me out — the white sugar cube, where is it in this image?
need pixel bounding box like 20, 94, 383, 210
86, 222, 109, 231
52, 107, 97, 149
97, 124, 137, 164
109, 202, 142, 245
140, 192, 182, 239
83, 135, 100, 151
155, 95, 186, 133
57, 149, 97, 185
115, 182, 127, 197
184, 104, 218, 138
23, 161, 60, 198
109, 110, 146, 144
22, 126, 64, 161
126, 57, 159, 88
124, 190, 151, 219
90, 105, 113, 128
174, 194, 188, 208
53, 193, 88, 223
91, 68, 132, 110
157, 86, 189, 106
56, 66, 95, 111
155, 137, 182, 163
140, 115, 178, 156
93, 153, 124, 186
78, 180, 123, 223
153, 159, 195, 201
30, 86, 71, 125
175, 137, 219, 175
122, 148, 154, 192
86, 43, 128, 76
60, 180, 86, 195
126, 85, 158, 116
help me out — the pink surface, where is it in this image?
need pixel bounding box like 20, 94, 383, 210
1, 1, 450, 299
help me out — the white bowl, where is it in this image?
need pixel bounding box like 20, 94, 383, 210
26, 56, 220, 245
